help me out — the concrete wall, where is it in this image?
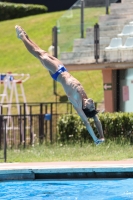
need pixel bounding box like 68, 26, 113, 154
119, 68, 133, 112
102, 69, 117, 112
84, 0, 119, 7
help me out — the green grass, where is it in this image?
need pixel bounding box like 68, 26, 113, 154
2, 139, 133, 162
0, 7, 104, 103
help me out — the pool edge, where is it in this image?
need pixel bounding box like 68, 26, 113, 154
0, 165, 133, 180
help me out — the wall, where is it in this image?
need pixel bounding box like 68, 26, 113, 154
85, 0, 120, 7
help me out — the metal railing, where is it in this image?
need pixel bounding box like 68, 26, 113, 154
0, 118, 7, 162
0, 102, 75, 150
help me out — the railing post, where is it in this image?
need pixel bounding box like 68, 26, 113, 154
52, 26, 58, 58
94, 23, 100, 63
0, 115, 2, 150
106, 0, 109, 15
19, 105, 22, 145
50, 103, 53, 143
0, 105, 2, 115
29, 105, 33, 145
45, 105, 48, 140
81, 0, 84, 38
52, 26, 58, 96
4, 119, 7, 162
23, 103, 26, 148
39, 103, 44, 144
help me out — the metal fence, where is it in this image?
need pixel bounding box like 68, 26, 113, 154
0, 101, 103, 149
0, 118, 6, 162
0, 102, 75, 148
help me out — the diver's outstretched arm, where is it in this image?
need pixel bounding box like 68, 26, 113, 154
93, 115, 104, 139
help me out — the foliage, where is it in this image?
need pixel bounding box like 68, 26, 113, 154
57, 112, 133, 143
57, 114, 82, 144
0, 2, 47, 21
99, 112, 133, 139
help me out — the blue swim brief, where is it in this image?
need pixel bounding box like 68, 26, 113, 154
51, 65, 67, 81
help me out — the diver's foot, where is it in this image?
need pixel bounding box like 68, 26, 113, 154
15, 25, 25, 39
95, 138, 105, 146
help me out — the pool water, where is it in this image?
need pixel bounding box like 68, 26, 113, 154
1, 179, 133, 200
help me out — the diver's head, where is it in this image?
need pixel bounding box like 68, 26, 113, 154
84, 98, 95, 111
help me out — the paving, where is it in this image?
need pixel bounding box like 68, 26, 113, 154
0, 160, 133, 180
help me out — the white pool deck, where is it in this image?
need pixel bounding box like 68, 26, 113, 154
0, 160, 133, 180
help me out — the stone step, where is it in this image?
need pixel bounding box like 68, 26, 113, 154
73, 36, 112, 47
99, 17, 133, 26
85, 25, 122, 33
100, 37, 111, 46
72, 44, 109, 53
100, 31, 119, 38
85, 27, 120, 44
110, 4, 133, 12
73, 38, 93, 47
72, 46, 94, 52
72, 42, 107, 50
100, 24, 124, 32
122, 0, 133, 3
99, 13, 133, 22
60, 50, 105, 65
111, 9, 133, 15
110, 2, 133, 8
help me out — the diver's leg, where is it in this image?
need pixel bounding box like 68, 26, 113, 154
15, 25, 45, 60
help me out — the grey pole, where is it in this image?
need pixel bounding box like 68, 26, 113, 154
106, 0, 109, 15
52, 26, 58, 96
53, 26, 58, 58
4, 119, 7, 162
94, 23, 100, 63
81, 0, 84, 38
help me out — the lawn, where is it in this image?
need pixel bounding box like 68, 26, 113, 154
2, 139, 133, 163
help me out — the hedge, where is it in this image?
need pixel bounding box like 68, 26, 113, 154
0, 2, 47, 21
57, 112, 133, 143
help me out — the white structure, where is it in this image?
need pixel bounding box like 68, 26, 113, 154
105, 38, 122, 62
0, 73, 31, 145
48, 45, 60, 56
0, 72, 30, 115
105, 37, 123, 50
117, 24, 133, 44
117, 24, 133, 37
120, 37, 133, 62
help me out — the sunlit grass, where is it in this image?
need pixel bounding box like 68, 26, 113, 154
2, 139, 133, 163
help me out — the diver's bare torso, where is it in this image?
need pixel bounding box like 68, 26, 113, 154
57, 72, 88, 108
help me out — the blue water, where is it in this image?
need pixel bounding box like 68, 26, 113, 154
0, 179, 133, 200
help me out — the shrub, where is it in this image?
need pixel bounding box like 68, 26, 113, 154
57, 112, 133, 143
0, 2, 47, 21
57, 114, 81, 144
